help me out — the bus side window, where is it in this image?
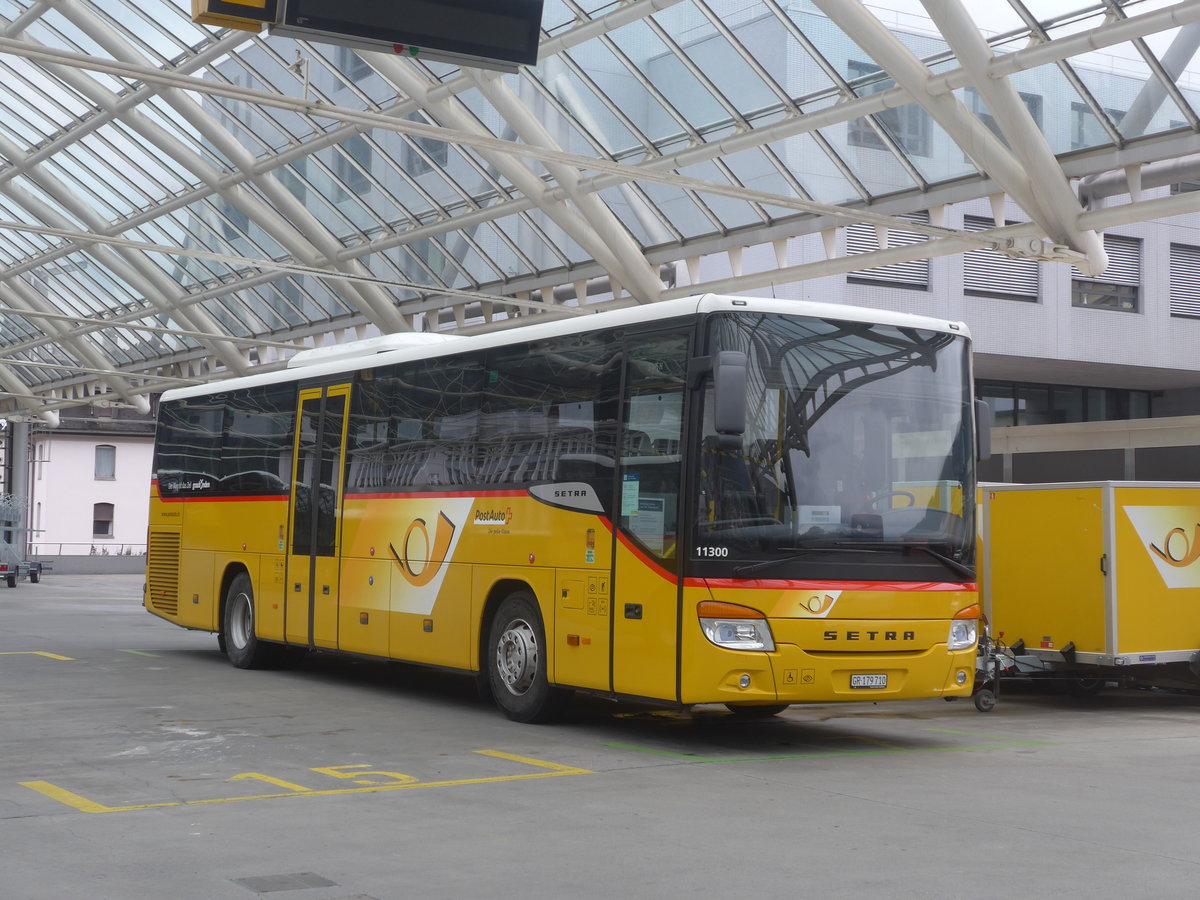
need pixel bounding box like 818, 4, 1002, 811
483, 334, 622, 499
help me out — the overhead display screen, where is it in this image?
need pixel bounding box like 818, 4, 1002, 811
276, 0, 544, 69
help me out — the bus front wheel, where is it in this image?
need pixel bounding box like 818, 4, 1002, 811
223, 572, 271, 669
487, 591, 570, 723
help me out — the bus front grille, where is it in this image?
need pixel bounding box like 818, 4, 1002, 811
147, 531, 181, 616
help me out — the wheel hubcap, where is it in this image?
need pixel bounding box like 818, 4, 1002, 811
495, 618, 538, 696
230, 592, 252, 649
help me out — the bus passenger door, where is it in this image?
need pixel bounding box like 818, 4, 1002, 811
611, 334, 688, 702
286, 384, 351, 649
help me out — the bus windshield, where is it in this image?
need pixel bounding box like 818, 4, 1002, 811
694, 312, 975, 578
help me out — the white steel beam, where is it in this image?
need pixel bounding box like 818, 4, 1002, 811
662, 187, 1200, 301
0, 0, 1192, 249
55, 0, 413, 336
467, 70, 674, 304
812, 0, 1106, 275
919, 0, 1106, 275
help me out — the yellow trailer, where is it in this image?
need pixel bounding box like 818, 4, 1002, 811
982, 481, 1200, 690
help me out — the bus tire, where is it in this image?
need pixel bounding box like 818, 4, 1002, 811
487, 591, 570, 723
222, 572, 272, 669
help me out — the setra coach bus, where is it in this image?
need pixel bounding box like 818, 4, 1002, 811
145, 294, 985, 721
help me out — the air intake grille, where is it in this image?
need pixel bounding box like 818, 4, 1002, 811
147, 531, 181, 616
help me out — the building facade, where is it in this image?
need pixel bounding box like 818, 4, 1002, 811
28, 408, 154, 558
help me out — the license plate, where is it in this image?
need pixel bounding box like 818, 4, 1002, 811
850, 673, 888, 689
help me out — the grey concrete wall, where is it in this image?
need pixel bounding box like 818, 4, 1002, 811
33, 555, 145, 576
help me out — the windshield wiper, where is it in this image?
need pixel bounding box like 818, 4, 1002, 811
834, 541, 975, 580
731, 542, 976, 580
733, 546, 852, 577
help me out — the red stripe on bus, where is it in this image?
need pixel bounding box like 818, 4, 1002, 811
345, 489, 528, 500
156, 494, 288, 503
608, 522, 680, 584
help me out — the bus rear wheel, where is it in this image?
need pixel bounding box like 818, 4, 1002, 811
223, 572, 274, 669
487, 591, 570, 723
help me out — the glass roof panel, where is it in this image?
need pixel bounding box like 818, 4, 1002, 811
0, 0, 1195, 418
1068, 42, 1174, 145
533, 57, 642, 157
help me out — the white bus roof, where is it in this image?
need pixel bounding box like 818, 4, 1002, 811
161, 295, 970, 402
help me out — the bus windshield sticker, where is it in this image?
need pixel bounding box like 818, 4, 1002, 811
798, 505, 839, 526
621, 474, 640, 516
630, 497, 665, 553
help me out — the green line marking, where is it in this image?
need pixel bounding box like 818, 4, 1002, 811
117, 650, 161, 658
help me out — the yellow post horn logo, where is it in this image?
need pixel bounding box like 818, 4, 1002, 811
1149, 524, 1200, 568
390, 511, 457, 587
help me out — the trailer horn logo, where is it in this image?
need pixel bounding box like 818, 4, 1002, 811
1149, 526, 1200, 568
390, 511, 457, 588
1124, 507, 1200, 589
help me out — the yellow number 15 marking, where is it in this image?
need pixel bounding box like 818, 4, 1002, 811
309, 764, 417, 786
21, 751, 589, 813
229, 764, 417, 792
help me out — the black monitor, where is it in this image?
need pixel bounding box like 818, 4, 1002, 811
271, 0, 544, 72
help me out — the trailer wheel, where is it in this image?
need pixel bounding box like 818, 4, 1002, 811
6, 574, 16, 588
486, 591, 570, 723
973, 688, 997, 713
1069, 677, 1105, 697
29, 569, 39, 584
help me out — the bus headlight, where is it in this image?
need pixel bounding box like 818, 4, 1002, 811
698, 601, 775, 652
948, 604, 980, 651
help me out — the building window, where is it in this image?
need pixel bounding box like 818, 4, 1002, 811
218, 200, 250, 241
93, 502, 114, 538
1170, 243, 1200, 318
95, 445, 116, 480
401, 113, 449, 176
404, 238, 447, 287
846, 213, 930, 289
336, 45, 372, 84
846, 61, 931, 157
977, 380, 1152, 426
964, 87, 1043, 144
963, 215, 1039, 301
335, 135, 372, 196
1071, 102, 1124, 150
1071, 234, 1140, 312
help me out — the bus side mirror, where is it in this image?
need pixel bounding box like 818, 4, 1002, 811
713, 350, 747, 438
975, 398, 993, 462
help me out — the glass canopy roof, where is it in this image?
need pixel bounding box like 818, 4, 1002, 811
0, 0, 1197, 422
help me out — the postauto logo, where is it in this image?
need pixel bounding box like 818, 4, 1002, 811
1124, 506, 1200, 589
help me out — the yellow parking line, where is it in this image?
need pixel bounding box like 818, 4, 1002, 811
21, 750, 594, 814
0, 651, 74, 660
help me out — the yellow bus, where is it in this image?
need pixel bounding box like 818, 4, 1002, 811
145, 294, 983, 721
